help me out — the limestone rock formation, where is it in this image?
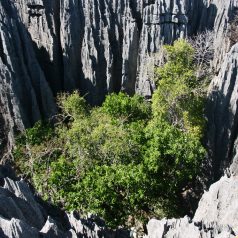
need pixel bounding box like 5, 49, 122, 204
207, 42, 238, 179
197, 0, 238, 181
147, 217, 235, 238
0, 0, 56, 157
0, 168, 129, 238
13, 0, 217, 102
193, 175, 238, 235
146, 175, 238, 238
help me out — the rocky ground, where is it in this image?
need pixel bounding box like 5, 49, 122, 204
0, 166, 129, 238
146, 174, 238, 238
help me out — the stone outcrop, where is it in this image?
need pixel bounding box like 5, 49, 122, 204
13, 0, 217, 102
0, 0, 56, 157
201, 0, 238, 181
146, 175, 238, 238
193, 175, 238, 235
207, 42, 238, 179
0, 168, 129, 238
147, 217, 235, 238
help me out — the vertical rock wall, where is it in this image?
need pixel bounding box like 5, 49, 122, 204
206, 0, 238, 179
13, 0, 217, 103
0, 0, 56, 157
1, 0, 238, 236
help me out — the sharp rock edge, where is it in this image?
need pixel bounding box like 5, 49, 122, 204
0, 170, 130, 238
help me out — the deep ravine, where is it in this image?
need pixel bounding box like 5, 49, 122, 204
0, 0, 238, 237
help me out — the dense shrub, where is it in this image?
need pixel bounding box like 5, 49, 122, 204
14, 39, 207, 227
102, 92, 151, 122
153, 39, 206, 138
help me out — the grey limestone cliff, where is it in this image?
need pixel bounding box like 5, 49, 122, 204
13, 0, 217, 101
0, 0, 56, 158
207, 42, 238, 180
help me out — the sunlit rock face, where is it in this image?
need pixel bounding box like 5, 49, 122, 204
12, 0, 217, 103
146, 174, 238, 238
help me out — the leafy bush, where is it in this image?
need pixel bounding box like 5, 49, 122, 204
14, 39, 208, 228
58, 91, 88, 119
153, 39, 206, 138
17, 121, 54, 146
144, 119, 205, 197
102, 92, 151, 122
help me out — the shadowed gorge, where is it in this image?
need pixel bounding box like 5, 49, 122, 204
0, 0, 238, 237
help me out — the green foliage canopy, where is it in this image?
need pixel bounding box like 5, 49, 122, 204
153, 39, 207, 138
14, 39, 207, 228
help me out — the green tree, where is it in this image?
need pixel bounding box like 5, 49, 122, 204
102, 92, 151, 122
14, 39, 208, 228
144, 119, 205, 213
153, 39, 206, 138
